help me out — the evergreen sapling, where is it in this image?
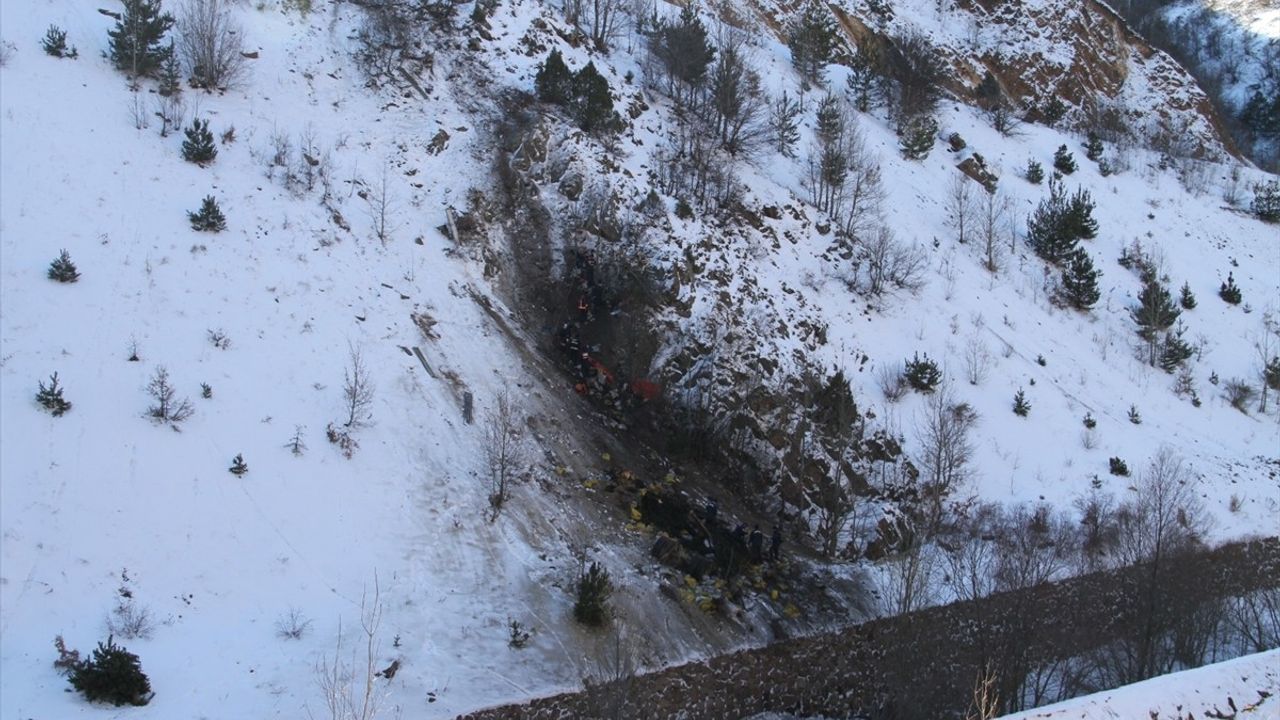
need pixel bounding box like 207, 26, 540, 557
188, 195, 226, 232
1012, 388, 1030, 416
48, 249, 80, 282
1179, 282, 1197, 310
1061, 247, 1101, 310
1219, 272, 1242, 305
36, 372, 72, 416
1084, 132, 1103, 162
899, 115, 937, 160
1024, 159, 1044, 184
67, 636, 152, 706
1053, 144, 1076, 174
182, 118, 217, 165
108, 0, 174, 78
42, 25, 77, 58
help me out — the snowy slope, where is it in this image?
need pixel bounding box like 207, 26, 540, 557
0, 2, 687, 717
1, 0, 1278, 718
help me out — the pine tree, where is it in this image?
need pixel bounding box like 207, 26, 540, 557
653, 4, 715, 101
188, 195, 227, 232
1024, 159, 1044, 184
36, 372, 72, 416
769, 91, 801, 158
573, 561, 613, 626
1027, 177, 1077, 264
1064, 187, 1098, 240
68, 636, 151, 706
1251, 180, 1280, 223
1158, 323, 1193, 373
1012, 388, 1030, 417
48, 249, 80, 283
42, 25, 77, 58
975, 71, 1002, 110
229, 453, 248, 476
845, 43, 879, 112
1179, 281, 1197, 310
570, 62, 616, 133
1061, 247, 1100, 310
534, 48, 573, 105
1218, 272, 1242, 305
787, 0, 838, 84
1053, 144, 1076, 174
182, 118, 217, 165
1040, 95, 1067, 127
108, 0, 174, 78
899, 115, 937, 160
1132, 279, 1180, 365
157, 42, 181, 97
1084, 132, 1104, 162
903, 352, 942, 392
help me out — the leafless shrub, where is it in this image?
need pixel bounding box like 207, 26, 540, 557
178, 0, 246, 90
879, 542, 937, 616
128, 92, 150, 130
963, 336, 991, 385
147, 366, 194, 424
326, 422, 359, 459
108, 600, 155, 640
1223, 378, 1255, 413
1081, 428, 1098, 449
154, 91, 187, 137
857, 225, 927, 297
276, 607, 313, 640
978, 188, 1009, 273
878, 361, 907, 402
0, 40, 14, 67
53, 635, 83, 675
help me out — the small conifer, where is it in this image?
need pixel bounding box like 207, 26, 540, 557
182, 118, 217, 165
188, 195, 226, 232
48, 249, 80, 282
68, 636, 151, 706
899, 115, 937, 160
36, 372, 72, 416
1053, 144, 1077, 174
1025, 159, 1044, 184
1179, 281, 1196, 310
1219, 272, 1242, 305
229, 453, 248, 476
1012, 388, 1030, 417
42, 25, 77, 58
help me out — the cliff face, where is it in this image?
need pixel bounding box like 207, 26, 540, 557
753, 0, 1236, 158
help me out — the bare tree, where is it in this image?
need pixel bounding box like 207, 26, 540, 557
313, 578, 387, 720
880, 541, 937, 616
484, 389, 524, 518
342, 344, 375, 428
705, 31, 767, 156
978, 188, 1009, 273
963, 335, 991, 385
915, 386, 977, 534
1253, 325, 1278, 413
366, 162, 396, 246
839, 129, 885, 239
178, 0, 246, 90
147, 365, 194, 424
581, 624, 638, 719
945, 173, 974, 245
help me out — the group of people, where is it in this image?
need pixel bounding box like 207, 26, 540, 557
704, 498, 784, 566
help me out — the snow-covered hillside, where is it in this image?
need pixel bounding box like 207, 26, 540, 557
1, 0, 1277, 717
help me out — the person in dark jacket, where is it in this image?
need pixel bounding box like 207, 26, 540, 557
748, 525, 764, 564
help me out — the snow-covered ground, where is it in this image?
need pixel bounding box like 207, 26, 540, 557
1, 0, 1277, 718
999, 648, 1280, 719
